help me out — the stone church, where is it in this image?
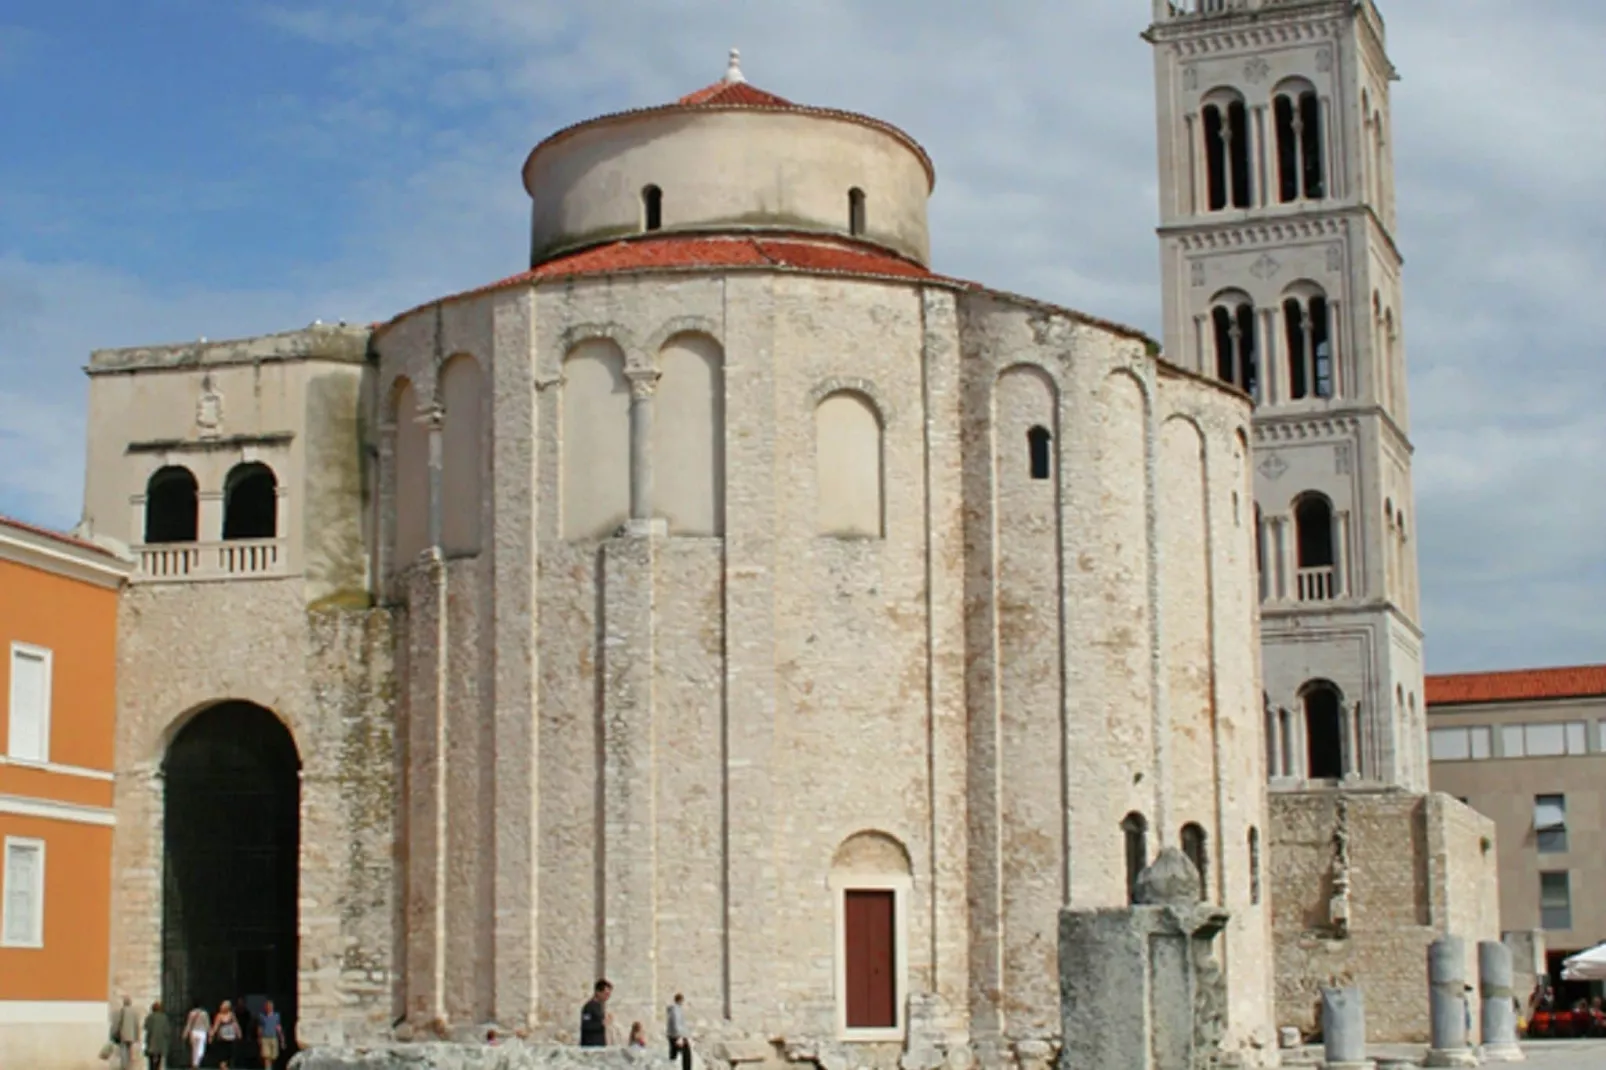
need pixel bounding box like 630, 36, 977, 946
81, 0, 1492, 1066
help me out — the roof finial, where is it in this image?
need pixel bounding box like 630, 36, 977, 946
724, 47, 745, 84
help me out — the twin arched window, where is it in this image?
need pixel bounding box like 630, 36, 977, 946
1202, 82, 1326, 213
1283, 291, 1333, 400
1273, 84, 1324, 202
142, 462, 277, 544
1211, 294, 1258, 397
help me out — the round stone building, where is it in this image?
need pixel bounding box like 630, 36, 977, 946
89, 52, 1274, 1070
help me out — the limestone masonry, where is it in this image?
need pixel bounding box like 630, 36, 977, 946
78, 4, 1497, 1070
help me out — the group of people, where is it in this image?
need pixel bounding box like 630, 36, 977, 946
579, 980, 694, 1069
107, 995, 286, 1069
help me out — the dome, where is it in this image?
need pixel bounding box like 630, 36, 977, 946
521, 49, 935, 267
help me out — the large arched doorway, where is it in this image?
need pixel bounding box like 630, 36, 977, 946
162, 702, 300, 1066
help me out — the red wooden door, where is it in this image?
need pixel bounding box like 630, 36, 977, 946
844, 890, 896, 1028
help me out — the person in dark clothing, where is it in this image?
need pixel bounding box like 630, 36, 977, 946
579, 980, 613, 1047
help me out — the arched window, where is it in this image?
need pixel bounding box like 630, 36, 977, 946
1273, 83, 1325, 202
144, 466, 199, 544
1303, 682, 1344, 780
1180, 822, 1209, 901
654, 333, 726, 536
1122, 812, 1149, 904
1248, 827, 1262, 905
223, 463, 278, 540
1282, 288, 1334, 400
642, 185, 663, 232
815, 391, 884, 538
849, 187, 866, 237
1027, 425, 1052, 481
1210, 293, 1258, 398
1202, 93, 1250, 211
1294, 493, 1336, 601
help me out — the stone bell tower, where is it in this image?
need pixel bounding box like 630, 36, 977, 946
1143, 2, 1503, 1044
1143, 0, 1425, 793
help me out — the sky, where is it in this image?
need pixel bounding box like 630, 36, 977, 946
0, 1, 1601, 672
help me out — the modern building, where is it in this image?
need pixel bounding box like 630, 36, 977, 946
84, 48, 1279, 1070
0, 515, 130, 1070
1427, 666, 1606, 1003
1142, 0, 1498, 1040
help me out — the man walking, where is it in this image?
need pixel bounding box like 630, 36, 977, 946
112, 995, 140, 1070
579, 980, 612, 1047
257, 1000, 286, 1067
666, 993, 691, 1070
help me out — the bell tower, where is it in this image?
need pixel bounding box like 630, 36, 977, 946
1143, 0, 1426, 793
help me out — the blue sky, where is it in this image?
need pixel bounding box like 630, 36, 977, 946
1, 0, 1602, 672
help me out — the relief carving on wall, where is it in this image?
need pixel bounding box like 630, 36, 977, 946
1243, 57, 1271, 84
196, 374, 224, 440
1316, 46, 1335, 73
1334, 443, 1353, 475
1258, 453, 1289, 481
1249, 253, 1282, 281
1183, 65, 1199, 91
1190, 261, 1206, 288
1326, 244, 1344, 274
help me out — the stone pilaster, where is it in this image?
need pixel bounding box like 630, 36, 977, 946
404, 552, 448, 1021
600, 529, 659, 1029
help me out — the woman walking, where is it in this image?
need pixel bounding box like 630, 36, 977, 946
182, 1002, 209, 1069
209, 1001, 242, 1069
142, 1001, 171, 1070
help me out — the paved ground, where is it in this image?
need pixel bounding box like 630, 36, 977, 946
1288, 1039, 1606, 1067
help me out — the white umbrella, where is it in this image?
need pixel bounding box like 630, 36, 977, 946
1561, 943, 1606, 982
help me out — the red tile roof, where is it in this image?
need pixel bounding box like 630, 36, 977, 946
375, 235, 951, 332
0, 513, 125, 560
1426, 665, 1606, 707
677, 80, 794, 108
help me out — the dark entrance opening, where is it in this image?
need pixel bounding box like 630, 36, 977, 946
843, 889, 896, 1029
163, 702, 300, 1068
1304, 685, 1344, 780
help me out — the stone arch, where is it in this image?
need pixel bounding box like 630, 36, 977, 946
815, 391, 884, 538
1200, 86, 1250, 211
1271, 76, 1325, 202
391, 377, 430, 564
644, 316, 722, 358
654, 332, 725, 535
562, 338, 631, 540
161, 700, 302, 1062
439, 353, 484, 556
1122, 812, 1150, 904
145, 465, 199, 544
828, 831, 910, 1037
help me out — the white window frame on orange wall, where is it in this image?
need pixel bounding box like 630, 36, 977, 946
2, 835, 46, 949
7, 642, 53, 764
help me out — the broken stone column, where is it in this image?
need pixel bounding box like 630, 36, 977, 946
1321, 987, 1373, 1069
1478, 940, 1524, 1063
1425, 936, 1479, 1068
1058, 848, 1229, 1070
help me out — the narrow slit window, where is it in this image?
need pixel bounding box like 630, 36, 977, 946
1284, 298, 1308, 399
1122, 812, 1149, 904
1248, 827, 1262, 905
1203, 105, 1227, 212
849, 187, 866, 237
1027, 426, 1052, 481
1300, 92, 1325, 199
642, 185, 663, 232
1274, 95, 1299, 203
1227, 100, 1251, 208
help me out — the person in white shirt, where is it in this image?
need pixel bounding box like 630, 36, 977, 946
666, 993, 691, 1070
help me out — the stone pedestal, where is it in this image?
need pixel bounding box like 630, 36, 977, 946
1322, 987, 1374, 1069
1478, 941, 1524, 1063
1424, 937, 1479, 1068
1058, 848, 1228, 1070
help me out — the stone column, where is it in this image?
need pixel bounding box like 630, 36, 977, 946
1425, 936, 1479, 1067
425, 405, 445, 549
1266, 704, 1283, 779
1321, 987, 1373, 1069
626, 370, 659, 522
1478, 940, 1525, 1062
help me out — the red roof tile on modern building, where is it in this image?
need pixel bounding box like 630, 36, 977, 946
1426, 665, 1606, 706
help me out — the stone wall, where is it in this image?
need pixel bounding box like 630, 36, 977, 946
108, 581, 397, 1047
370, 269, 1273, 1067
1268, 789, 1499, 1042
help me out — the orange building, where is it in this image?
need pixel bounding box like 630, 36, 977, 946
0, 515, 130, 1069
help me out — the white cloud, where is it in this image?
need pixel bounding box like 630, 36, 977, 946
5, 1, 1602, 671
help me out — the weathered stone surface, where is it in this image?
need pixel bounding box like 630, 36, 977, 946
1321, 987, 1370, 1066
292, 1042, 703, 1070
1477, 940, 1524, 1063
1424, 937, 1477, 1068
